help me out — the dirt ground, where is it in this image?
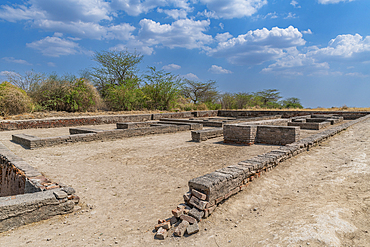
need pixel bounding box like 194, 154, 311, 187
0, 120, 369, 247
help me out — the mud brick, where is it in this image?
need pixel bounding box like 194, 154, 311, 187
174, 220, 189, 237
172, 207, 184, 218
61, 186, 76, 195
170, 216, 178, 225
180, 215, 197, 224
53, 190, 68, 199
224, 187, 240, 199
215, 196, 224, 204
157, 219, 166, 224
189, 196, 208, 210
155, 227, 168, 240
155, 222, 171, 231
191, 189, 207, 200
183, 192, 191, 203
188, 208, 204, 222
186, 221, 199, 235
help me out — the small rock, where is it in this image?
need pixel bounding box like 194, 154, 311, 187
61, 187, 76, 195
46, 238, 51, 241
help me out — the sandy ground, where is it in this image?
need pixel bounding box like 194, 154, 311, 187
0, 120, 369, 247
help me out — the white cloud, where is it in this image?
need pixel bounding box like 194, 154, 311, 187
157, 8, 188, 19
199, 0, 267, 19
162, 63, 181, 70
208, 26, 306, 65
47, 62, 56, 67
345, 72, 368, 78
208, 65, 232, 74
26, 35, 81, 57
290, 0, 301, 8
284, 12, 297, 19
2, 57, 32, 65
183, 73, 199, 80
138, 18, 213, 49
318, 0, 355, 4
215, 32, 233, 42
302, 29, 312, 34
111, 0, 192, 16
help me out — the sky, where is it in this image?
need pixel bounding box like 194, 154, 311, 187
0, 0, 369, 108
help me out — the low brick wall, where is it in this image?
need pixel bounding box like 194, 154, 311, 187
192, 110, 218, 118
218, 110, 370, 120
12, 123, 198, 149
182, 114, 370, 226
224, 124, 299, 145
191, 128, 223, 142
0, 142, 78, 233
288, 121, 331, 130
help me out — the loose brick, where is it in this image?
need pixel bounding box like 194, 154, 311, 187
174, 220, 189, 237
155, 227, 168, 240
172, 207, 184, 218
186, 221, 199, 235
155, 222, 171, 231
170, 216, 178, 226
191, 189, 207, 200
180, 215, 197, 224
189, 196, 208, 210
183, 192, 191, 203
188, 208, 204, 222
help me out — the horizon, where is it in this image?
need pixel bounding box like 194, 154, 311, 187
0, 0, 369, 108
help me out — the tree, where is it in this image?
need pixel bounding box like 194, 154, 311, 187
2, 70, 45, 92
181, 79, 219, 104
89, 49, 143, 96
281, 97, 303, 109
255, 89, 282, 108
142, 67, 181, 110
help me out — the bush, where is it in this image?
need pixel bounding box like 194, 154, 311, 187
104, 79, 144, 111
30, 77, 103, 112
0, 81, 33, 116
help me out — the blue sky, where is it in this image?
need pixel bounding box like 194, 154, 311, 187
0, 0, 369, 108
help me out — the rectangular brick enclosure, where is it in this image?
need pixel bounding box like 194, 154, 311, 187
224, 124, 300, 145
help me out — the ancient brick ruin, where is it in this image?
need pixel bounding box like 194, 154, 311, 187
1, 110, 369, 236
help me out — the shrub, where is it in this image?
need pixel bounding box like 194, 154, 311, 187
104, 79, 144, 111
0, 81, 33, 116
30, 77, 103, 112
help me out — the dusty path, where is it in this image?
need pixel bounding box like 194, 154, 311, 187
0, 120, 369, 246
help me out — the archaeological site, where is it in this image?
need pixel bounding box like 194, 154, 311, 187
1, 109, 370, 246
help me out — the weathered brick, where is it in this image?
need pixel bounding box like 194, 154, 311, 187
183, 192, 191, 203
186, 221, 199, 235
180, 214, 197, 224
155, 227, 168, 240
191, 189, 207, 200
172, 207, 184, 218
155, 222, 171, 231
188, 208, 204, 222
189, 196, 208, 210
174, 220, 189, 237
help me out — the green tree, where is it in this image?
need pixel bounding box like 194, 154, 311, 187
181, 79, 219, 104
281, 97, 303, 109
255, 89, 282, 108
142, 67, 181, 110
89, 49, 143, 96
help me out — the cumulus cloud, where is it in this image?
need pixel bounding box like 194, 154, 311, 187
318, 0, 355, 4
290, 0, 301, 8
263, 33, 370, 75
302, 29, 313, 34
157, 8, 188, 19
183, 73, 199, 80
162, 63, 181, 70
208, 65, 232, 74
199, 0, 267, 19
138, 18, 213, 49
26, 35, 81, 57
2, 57, 32, 65
208, 26, 306, 65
